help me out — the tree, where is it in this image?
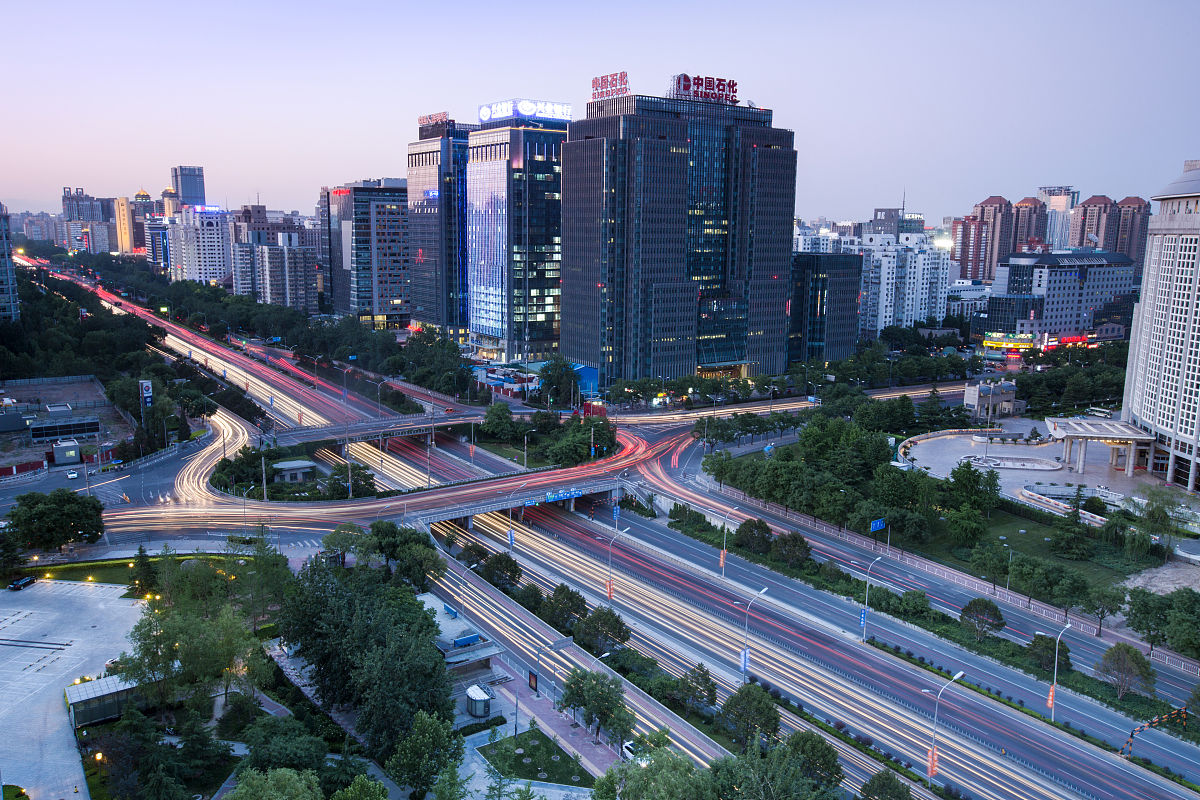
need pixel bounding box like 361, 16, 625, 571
1096, 643, 1156, 699
960, 597, 1005, 640
859, 769, 912, 800
783, 729, 843, 789
0, 526, 24, 576
1053, 573, 1090, 622
227, 768, 324, 800
140, 762, 189, 800
898, 590, 932, 620
733, 518, 772, 555
1190, 682, 1200, 712
770, 531, 812, 568
681, 663, 718, 712
431, 762, 475, 800
481, 402, 517, 443
720, 684, 780, 752
592, 749, 717, 800
330, 774, 390, 800
1126, 588, 1170, 653
325, 462, 376, 500
130, 544, 157, 593
944, 505, 985, 547
558, 668, 631, 742
385, 710, 464, 800
237, 537, 293, 631
1027, 634, 1072, 673
242, 716, 328, 774
576, 606, 632, 653
538, 583, 588, 633
1081, 586, 1126, 636
969, 542, 1008, 590
459, 541, 490, 567
178, 712, 231, 778
482, 727, 516, 800
538, 353, 581, 408
118, 606, 185, 710
979, 469, 1001, 518
479, 552, 522, 590
1164, 588, 1200, 659
8, 488, 104, 550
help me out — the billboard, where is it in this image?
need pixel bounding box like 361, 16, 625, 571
139, 379, 154, 408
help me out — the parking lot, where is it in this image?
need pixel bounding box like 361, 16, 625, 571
0, 579, 142, 799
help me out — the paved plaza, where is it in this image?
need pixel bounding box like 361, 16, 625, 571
0, 580, 142, 800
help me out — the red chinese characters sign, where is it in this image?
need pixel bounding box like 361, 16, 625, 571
672, 74, 738, 104
591, 71, 630, 101
418, 111, 449, 126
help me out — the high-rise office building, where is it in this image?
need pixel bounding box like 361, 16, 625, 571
467, 101, 570, 362
61, 187, 103, 221
1037, 186, 1078, 249
1012, 196, 1048, 250
561, 88, 796, 384
232, 231, 318, 313
167, 205, 231, 284
408, 114, 477, 340
171, 166, 206, 207
161, 187, 181, 218
1069, 195, 1117, 249
789, 252, 862, 364
114, 197, 136, 254
867, 207, 924, 237
145, 218, 170, 272
0, 203, 18, 322
1124, 160, 1200, 489
321, 179, 409, 328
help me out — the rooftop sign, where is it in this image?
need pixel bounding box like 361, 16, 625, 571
668, 74, 738, 104
418, 111, 450, 126
478, 99, 573, 124
591, 71, 629, 101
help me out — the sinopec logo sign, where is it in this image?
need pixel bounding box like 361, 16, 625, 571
670, 74, 738, 104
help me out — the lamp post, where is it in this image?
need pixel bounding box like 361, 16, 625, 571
588, 650, 612, 669
921, 669, 965, 789
241, 485, 255, 534
524, 428, 537, 469
735, 588, 767, 684
504, 481, 529, 551
533, 636, 572, 699
719, 506, 739, 578
862, 555, 883, 642
1036, 623, 1071, 723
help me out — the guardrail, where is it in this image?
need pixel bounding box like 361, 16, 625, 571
696, 476, 1200, 678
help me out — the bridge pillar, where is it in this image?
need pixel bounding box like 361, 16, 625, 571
566, 497, 575, 512
466, 515, 474, 531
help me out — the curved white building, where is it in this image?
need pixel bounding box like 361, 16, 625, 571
1124, 160, 1200, 489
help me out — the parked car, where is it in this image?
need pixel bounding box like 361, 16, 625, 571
7, 576, 35, 591
66, 470, 79, 479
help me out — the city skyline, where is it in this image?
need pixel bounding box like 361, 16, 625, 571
2, 0, 1194, 220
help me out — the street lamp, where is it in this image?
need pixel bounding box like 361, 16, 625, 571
523, 429, 538, 469
605, 527, 629, 602
1036, 623, 1071, 723
588, 650, 612, 669
862, 555, 883, 642
534, 636, 572, 699
503, 481, 529, 551
735, 588, 768, 684
921, 669, 965, 789
719, 506, 739, 578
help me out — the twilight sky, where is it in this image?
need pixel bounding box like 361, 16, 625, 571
1, 0, 1194, 222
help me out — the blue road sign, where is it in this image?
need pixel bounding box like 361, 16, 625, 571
859, 609, 868, 627
870, 518, 886, 532
740, 647, 750, 672
613, 505, 620, 520
508, 528, 515, 549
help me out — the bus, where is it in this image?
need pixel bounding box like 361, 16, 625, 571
1087, 407, 1113, 419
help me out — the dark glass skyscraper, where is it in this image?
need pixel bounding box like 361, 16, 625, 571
789, 253, 862, 365
408, 116, 477, 340
0, 203, 18, 322
321, 179, 409, 329
466, 107, 568, 362
561, 94, 796, 386
170, 166, 206, 207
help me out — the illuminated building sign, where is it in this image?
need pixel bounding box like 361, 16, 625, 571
591, 71, 629, 100
669, 74, 738, 104
478, 99, 573, 123
423, 189, 439, 200
418, 111, 449, 126
982, 332, 1036, 350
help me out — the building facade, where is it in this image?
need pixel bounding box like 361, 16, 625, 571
467, 105, 568, 362
0, 204, 18, 322
321, 179, 409, 328
951, 215, 989, 282
789, 252, 862, 364
973, 249, 1137, 355
408, 115, 477, 340
854, 233, 950, 337
561, 92, 796, 384
1124, 160, 1200, 489
1038, 186, 1079, 250
167, 206, 231, 284
973, 196, 1013, 282
171, 166, 206, 207
1012, 196, 1048, 250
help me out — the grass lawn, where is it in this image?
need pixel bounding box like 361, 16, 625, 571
912, 510, 1156, 587
478, 728, 594, 788
22, 554, 236, 589
3, 787, 28, 800
475, 441, 553, 470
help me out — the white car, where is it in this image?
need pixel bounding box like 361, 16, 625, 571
66, 470, 79, 480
